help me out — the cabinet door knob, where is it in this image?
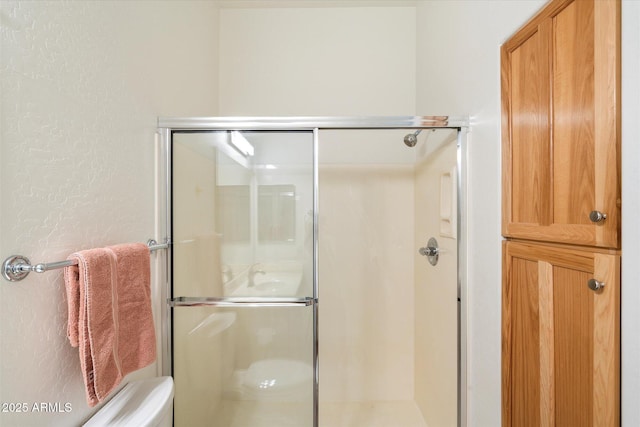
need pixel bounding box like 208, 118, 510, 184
588, 278, 605, 291
589, 210, 607, 223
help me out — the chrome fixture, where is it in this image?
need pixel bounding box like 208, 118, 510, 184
169, 296, 314, 308
403, 130, 422, 147
589, 210, 607, 223
419, 237, 440, 266
588, 278, 605, 292
404, 128, 438, 148
2, 239, 170, 282
247, 264, 266, 287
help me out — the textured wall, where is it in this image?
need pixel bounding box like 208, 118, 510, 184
0, 1, 219, 425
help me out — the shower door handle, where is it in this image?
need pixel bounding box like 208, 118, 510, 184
168, 296, 315, 308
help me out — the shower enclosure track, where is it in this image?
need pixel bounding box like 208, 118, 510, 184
158, 115, 468, 131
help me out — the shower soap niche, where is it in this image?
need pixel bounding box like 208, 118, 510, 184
440, 166, 457, 238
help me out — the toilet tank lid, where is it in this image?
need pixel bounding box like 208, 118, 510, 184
83, 376, 174, 427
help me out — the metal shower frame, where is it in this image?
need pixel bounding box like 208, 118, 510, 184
155, 115, 470, 427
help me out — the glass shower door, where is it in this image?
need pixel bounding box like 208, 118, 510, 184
170, 130, 316, 427
317, 128, 459, 427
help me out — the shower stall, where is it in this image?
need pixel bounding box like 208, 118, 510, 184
156, 117, 468, 427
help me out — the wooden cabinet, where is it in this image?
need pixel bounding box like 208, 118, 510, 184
502, 241, 620, 426
501, 0, 621, 425
501, 0, 621, 249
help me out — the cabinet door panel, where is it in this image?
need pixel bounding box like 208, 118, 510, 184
553, 265, 593, 427
508, 26, 551, 227
552, 0, 596, 228
502, 241, 620, 427
510, 257, 541, 426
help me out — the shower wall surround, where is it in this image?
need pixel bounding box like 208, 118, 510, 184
0, 1, 219, 425
413, 136, 458, 426
318, 163, 416, 402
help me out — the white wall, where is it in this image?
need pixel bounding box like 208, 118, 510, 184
621, 2, 640, 425
0, 1, 219, 425
417, 1, 640, 426
218, 6, 416, 115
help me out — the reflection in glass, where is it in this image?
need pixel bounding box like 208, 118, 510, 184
173, 306, 314, 427
217, 186, 250, 243
258, 185, 296, 243
172, 130, 315, 427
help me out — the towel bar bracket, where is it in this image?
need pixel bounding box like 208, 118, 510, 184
146, 238, 171, 251
2, 255, 31, 282
2, 239, 170, 283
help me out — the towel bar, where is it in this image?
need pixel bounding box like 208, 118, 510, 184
2, 239, 170, 282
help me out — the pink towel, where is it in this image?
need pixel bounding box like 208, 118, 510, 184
63, 243, 157, 407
